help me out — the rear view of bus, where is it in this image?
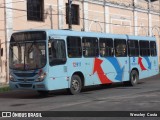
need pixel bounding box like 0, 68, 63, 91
9, 31, 48, 94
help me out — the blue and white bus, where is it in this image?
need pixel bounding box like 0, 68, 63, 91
9, 29, 159, 95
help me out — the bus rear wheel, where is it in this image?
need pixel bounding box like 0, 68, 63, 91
124, 70, 138, 86
69, 75, 82, 95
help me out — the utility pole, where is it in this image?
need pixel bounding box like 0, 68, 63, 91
148, 0, 151, 36
133, 0, 138, 36
49, 5, 53, 29
4, 0, 13, 83
133, 0, 135, 35
68, 0, 72, 30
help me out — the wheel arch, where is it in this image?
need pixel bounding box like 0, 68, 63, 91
131, 68, 139, 76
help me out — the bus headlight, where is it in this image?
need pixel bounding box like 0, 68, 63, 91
35, 72, 47, 82
9, 73, 16, 82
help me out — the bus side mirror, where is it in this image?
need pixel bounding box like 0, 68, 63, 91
48, 42, 51, 48
48, 42, 52, 56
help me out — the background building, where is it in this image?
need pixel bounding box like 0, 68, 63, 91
0, 0, 160, 84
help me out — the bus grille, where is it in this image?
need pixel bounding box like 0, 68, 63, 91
19, 84, 32, 88
18, 79, 34, 82
14, 73, 37, 77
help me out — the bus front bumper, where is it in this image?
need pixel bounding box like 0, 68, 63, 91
9, 81, 47, 91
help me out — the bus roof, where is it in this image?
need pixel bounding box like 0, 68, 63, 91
13, 29, 156, 41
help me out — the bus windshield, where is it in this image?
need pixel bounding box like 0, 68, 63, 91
9, 41, 46, 70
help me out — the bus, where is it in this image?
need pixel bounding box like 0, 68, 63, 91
9, 29, 159, 95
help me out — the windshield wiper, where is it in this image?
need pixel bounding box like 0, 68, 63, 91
27, 42, 35, 54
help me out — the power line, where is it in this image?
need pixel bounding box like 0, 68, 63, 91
0, 6, 63, 15
0, 6, 64, 22
0, 3, 159, 32
0, 15, 26, 21
0, 0, 26, 6
0, 6, 28, 12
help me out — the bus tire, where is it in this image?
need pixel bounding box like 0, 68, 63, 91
69, 75, 82, 95
124, 70, 138, 86
37, 91, 49, 97
130, 70, 138, 86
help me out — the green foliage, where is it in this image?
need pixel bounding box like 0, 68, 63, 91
0, 86, 10, 93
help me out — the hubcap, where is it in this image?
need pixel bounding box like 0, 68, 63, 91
132, 74, 137, 83
72, 79, 80, 91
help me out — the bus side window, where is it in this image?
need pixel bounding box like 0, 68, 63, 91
114, 39, 127, 57
67, 36, 82, 58
139, 40, 150, 56
99, 38, 113, 57
49, 40, 66, 66
51, 43, 56, 58
83, 42, 89, 56
49, 41, 57, 59
150, 41, 157, 56
128, 40, 139, 57
48, 42, 53, 64
82, 37, 98, 57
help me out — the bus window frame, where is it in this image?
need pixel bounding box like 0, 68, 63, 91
49, 39, 67, 66
139, 40, 150, 57
99, 38, 114, 57
128, 40, 139, 57
150, 41, 157, 57
67, 36, 82, 58
82, 37, 99, 58
114, 39, 127, 57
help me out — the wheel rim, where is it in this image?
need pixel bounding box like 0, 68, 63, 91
71, 79, 80, 91
132, 73, 137, 83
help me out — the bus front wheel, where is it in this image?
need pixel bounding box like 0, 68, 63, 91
69, 75, 82, 95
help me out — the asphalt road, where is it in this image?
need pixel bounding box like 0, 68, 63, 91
0, 74, 160, 120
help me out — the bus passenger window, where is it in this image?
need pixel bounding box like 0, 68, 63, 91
114, 39, 127, 57
49, 40, 66, 66
128, 40, 139, 57
99, 38, 113, 57
82, 37, 98, 57
67, 36, 82, 58
100, 43, 105, 57
139, 40, 150, 56
150, 41, 157, 56
83, 42, 90, 56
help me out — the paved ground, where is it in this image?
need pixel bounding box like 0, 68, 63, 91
0, 74, 160, 120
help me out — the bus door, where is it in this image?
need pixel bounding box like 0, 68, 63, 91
128, 40, 140, 79
114, 39, 129, 82
48, 36, 68, 90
